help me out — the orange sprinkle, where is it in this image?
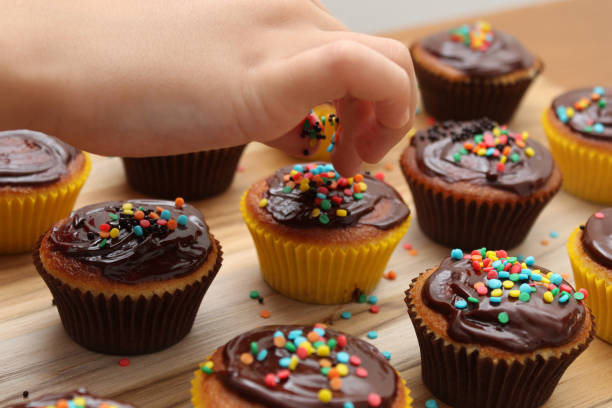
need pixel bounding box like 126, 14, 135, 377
562, 273, 570, 280
330, 377, 343, 390
319, 359, 332, 368
175, 197, 185, 208
99, 404, 111, 408
260, 310, 271, 319
99, 231, 110, 239
240, 352, 254, 365
541, 239, 549, 246
57, 401, 69, 408
516, 140, 525, 149
502, 146, 512, 156
156, 206, 164, 214
384, 270, 397, 280
354, 174, 364, 182
409, 249, 418, 256
167, 219, 178, 230
328, 368, 340, 379
384, 163, 394, 171
283, 174, 291, 182
591, 93, 601, 101
464, 142, 474, 150
353, 184, 362, 193
149, 212, 160, 219
274, 336, 286, 348
307, 331, 320, 342
134, 210, 145, 220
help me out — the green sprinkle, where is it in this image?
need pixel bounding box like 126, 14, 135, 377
510, 153, 521, 163
327, 338, 337, 349
320, 200, 331, 210
598, 99, 607, 108
584, 126, 593, 132
249, 290, 259, 299
313, 341, 325, 349
282, 186, 293, 194
459, 148, 468, 155
201, 365, 213, 374
551, 287, 560, 297
453, 152, 462, 162
474, 134, 484, 143
498, 312, 509, 324
303, 121, 310, 131
138, 206, 145, 211
108, 213, 118, 221
99, 239, 107, 248
321, 367, 330, 376
250, 341, 258, 355
507, 257, 517, 263
285, 342, 297, 352
519, 292, 530, 302
574, 292, 585, 300
509, 273, 520, 282
467, 297, 479, 303
358, 294, 367, 303
319, 214, 330, 224
353, 193, 363, 200
321, 116, 326, 125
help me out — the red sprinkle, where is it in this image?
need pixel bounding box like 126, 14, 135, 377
375, 172, 385, 181
100, 224, 111, 232
139, 219, 150, 228
472, 261, 481, 272
510, 264, 522, 274
297, 346, 308, 359
349, 355, 362, 366
403, 243, 413, 250
579, 288, 589, 299
496, 250, 508, 258
476, 286, 488, 296
355, 367, 368, 378
487, 271, 498, 279
157, 219, 167, 226
368, 393, 382, 407
119, 358, 130, 367
277, 369, 290, 381
560, 284, 573, 293
337, 335, 347, 349
265, 373, 277, 387
369, 305, 380, 314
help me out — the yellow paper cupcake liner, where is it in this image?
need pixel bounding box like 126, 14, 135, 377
567, 228, 612, 343
241, 192, 410, 304
541, 110, 612, 204
191, 365, 413, 407
0, 153, 91, 254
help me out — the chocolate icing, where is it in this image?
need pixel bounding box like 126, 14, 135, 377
582, 208, 612, 269
6, 389, 134, 408
264, 164, 409, 229
219, 325, 397, 408
423, 256, 587, 353
0, 130, 79, 186
420, 27, 536, 77
552, 87, 612, 141
49, 200, 211, 284
411, 118, 555, 196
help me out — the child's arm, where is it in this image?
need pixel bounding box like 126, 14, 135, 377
0, 0, 416, 175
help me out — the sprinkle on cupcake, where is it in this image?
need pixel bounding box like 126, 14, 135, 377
555, 86, 607, 134
449, 20, 494, 51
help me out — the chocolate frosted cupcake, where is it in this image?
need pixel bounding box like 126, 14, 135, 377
6, 389, 134, 408
122, 145, 245, 200
400, 118, 561, 249
0, 130, 90, 254
411, 21, 542, 123
34, 198, 222, 355
568, 209, 612, 343
241, 163, 410, 304
541, 86, 612, 203
406, 248, 594, 408
191, 324, 412, 407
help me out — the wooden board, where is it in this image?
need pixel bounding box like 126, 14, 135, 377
1, 76, 611, 407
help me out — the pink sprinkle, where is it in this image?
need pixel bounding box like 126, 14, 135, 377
356, 367, 368, 378
349, 355, 361, 366
594, 212, 605, 219
476, 286, 488, 296
368, 393, 382, 407
402, 243, 412, 250
237, 165, 245, 172
375, 172, 385, 181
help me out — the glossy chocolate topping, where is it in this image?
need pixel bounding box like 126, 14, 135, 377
411, 118, 554, 196
6, 389, 134, 408
263, 163, 409, 229
0, 130, 79, 186
49, 200, 211, 284
582, 209, 612, 269
219, 325, 397, 408
423, 255, 587, 353
420, 25, 536, 77
552, 87, 612, 141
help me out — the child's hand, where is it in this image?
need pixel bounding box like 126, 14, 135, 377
2, 0, 416, 175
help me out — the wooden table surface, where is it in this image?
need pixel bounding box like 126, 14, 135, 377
2, 1, 611, 407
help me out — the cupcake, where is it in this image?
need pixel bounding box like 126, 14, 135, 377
294, 104, 341, 161
6, 389, 134, 408
541, 86, 612, 203
191, 324, 412, 407
34, 198, 222, 355
405, 248, 594, 408
400, 118, 561, 249
241, 163, 410, 304
568, 208, 612, 343
0, 130, 90, 254
121, 145, 245, 200
410, 21, 542, 123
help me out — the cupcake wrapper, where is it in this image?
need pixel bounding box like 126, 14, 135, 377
568, 228, 612, 343
541, 110, 612, 204
33, 238, 222, 355
122, 145, 246, 200
241, 192, 410, 304
412, 52, 541, 123
402, 166, 559, 250
0, 153, 91, 254
405, 277, 594, 408
191, 367, 413, 408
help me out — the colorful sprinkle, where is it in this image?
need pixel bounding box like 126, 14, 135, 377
250, 290, 260, 299
367, 331, 378, 339
118, 358, 130, 367
341, 311, 352, 319
498, 312, 509, 324
425, 400, 439, 408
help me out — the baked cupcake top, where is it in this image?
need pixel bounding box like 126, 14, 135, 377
423, 248, 588, 353
582, 209, 612, 269
260, 163, 409, 229
6, 389, 134, 408
419, 21, 535, 77
410, 118, 555, 196
206, 324, 397, 407
48, 198, 212, 283
0, 130, 80, 186
552, 86, 611, 141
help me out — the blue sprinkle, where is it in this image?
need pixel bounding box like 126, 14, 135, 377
341, 311, 352, 320
313, 327, 326, 337
492, 260, 502, 268
485, 147, 495, 157
279, 357, 291, 367
344, 403, 355, 408
451, 248, 463, 260
550, 274, 563, 286
294, 336, 307, 346
531, 274, 542, 282
68, 402, 77, 408
382, 351, 391, 360
520, 283, 532, 293
256, 349, 268, 361
594, 123, 605, 133
425, 399, 439, 408
455, 299, 468, 309
133, 225, 144, 237
518, 273, 529, 280
337, 351, 350, 363
316, 193, 327, 199
288, 330, 303, 340
326, 143, 335, 153
490, 296, 502, 304
498, 271, 510, 279
594, 86, 605, 95
517, 255, 525, 262
177, 214, 189, 226
525, 256, 535, 266
160, 209, 171, 220
487, 279, 502, 289
550, 231, 560, 238
367, 331, 378, 339
293, 164, 304, 172
559, 293, 570, 304
367, 295, 378, 305
273, 331, 285, 338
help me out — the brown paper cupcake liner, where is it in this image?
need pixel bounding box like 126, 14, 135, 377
405, 276, 594, 408
401, 167, 559, 250
33, 238, 222, 355
412, 48, 542, 123
122, 145, 246, 200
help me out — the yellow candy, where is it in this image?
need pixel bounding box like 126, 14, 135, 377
73, 398, 86, 407
289, 355, 299, 370
290, 170, 299, 176
358, 182, 367, 192
547, 271, 553, 278
491, 289, 503, 297
493, 127, 501, 136
317, 345, 330, 357
543, 291, 554, 303
109, 228, 120, 239
122, 203, 133, 210
300, 183, 310, 192
522, 131, 530, 139
541, 277, 550, 284
312, 208, 321, 217
525, 147, 535, 157
479, 20, 492, 31
336, 363, 349, 376
566, 107, 575, 118
509, 290, 521, 298
503, 280, 514, 289
123, 209, 134, 215
259, 198, 268, 208
500, 155, 507, 164
318, 388, 332, 403
477, 148, 486, 156
347, 177, 353, 185
531, 269, 541, 275
485, 251, 497, 260
204, 361, 214, 369
336, 209, 347, 217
